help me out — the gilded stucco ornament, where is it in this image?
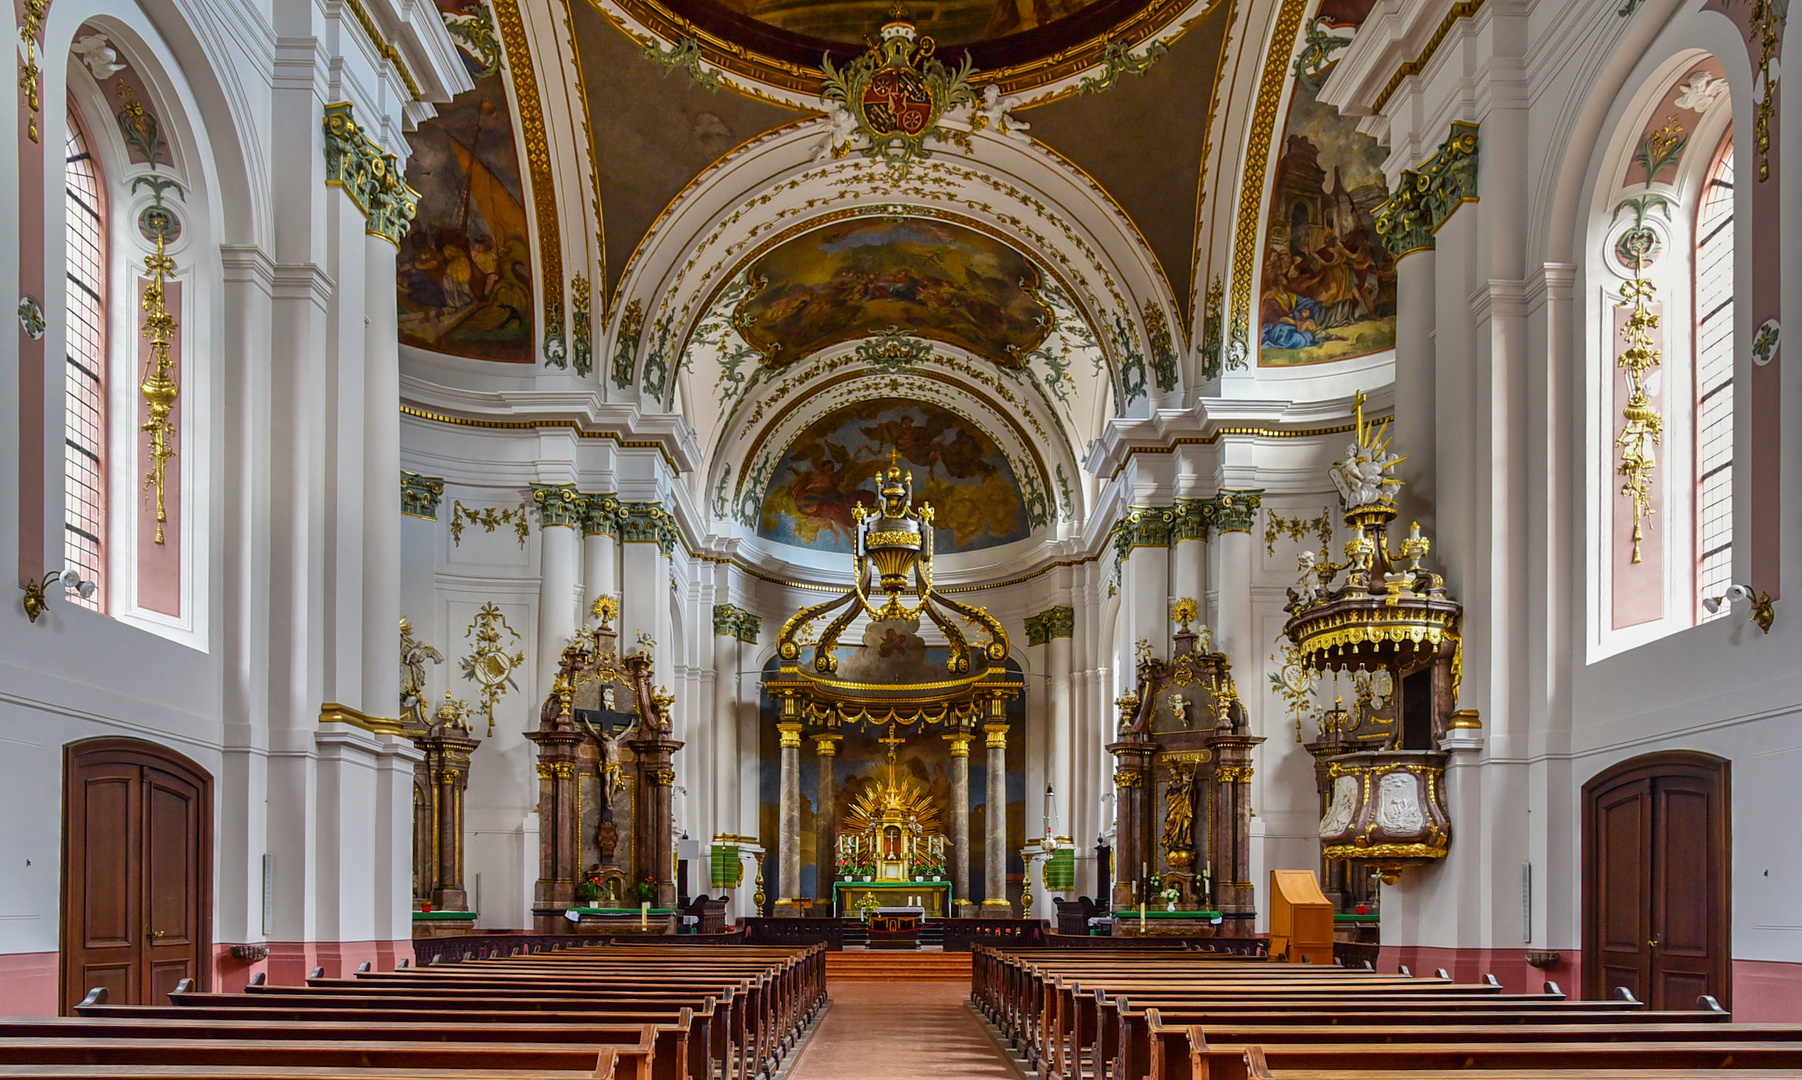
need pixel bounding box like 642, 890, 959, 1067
570, 274, 594, 377
451, 500, 531, 547
17, 296, 45, 340
322, 102, 422, 245
140, 233, 180, 544
817, 17, 977, 177
461, 602, 525, 737
1078, 37, 1168, 94
713, 602, 762, 643
1024, 606, 1074, 646
611, 300, 644, 389
531, 484, 584, 529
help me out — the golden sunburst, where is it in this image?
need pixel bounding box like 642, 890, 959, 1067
843, 762, 943, 837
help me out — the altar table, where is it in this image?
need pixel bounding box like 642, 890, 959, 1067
834, 880, 951, 917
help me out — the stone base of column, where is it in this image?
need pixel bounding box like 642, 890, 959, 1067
954, 900, 979, 917
772, 898, 802, 917
429, 887, 468, 912
979, 898, 1014, 918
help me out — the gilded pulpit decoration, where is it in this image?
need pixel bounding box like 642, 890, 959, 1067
401, 472, 445, 520
817, 16, 977, 176
461, 603, 525, 736
1283, 393, 1460, 888
321, 102, 421, 245
139, 232, 179, 544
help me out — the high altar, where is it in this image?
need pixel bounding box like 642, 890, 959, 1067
764, 455, 1023, 916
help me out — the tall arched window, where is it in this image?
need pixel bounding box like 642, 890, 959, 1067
63, 107, 107, 610
1693, 137, 1733, 619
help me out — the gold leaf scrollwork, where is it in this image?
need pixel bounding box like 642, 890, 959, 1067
1615, 273, 1663, 564
140, 233, 179, 543
460, 602, 525, 737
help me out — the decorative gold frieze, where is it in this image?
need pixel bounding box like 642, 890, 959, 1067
321, 102, 421, 245
1113, 770, 1143, 788
486, 0, 564, 365
451, 499, 532, 547
139, 233, 179, 544
1265, 508, 1332, 556
401, 472, 445, 520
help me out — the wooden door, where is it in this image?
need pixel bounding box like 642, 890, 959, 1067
62, 739, 211, 1013
1582, 751, 1729, 1009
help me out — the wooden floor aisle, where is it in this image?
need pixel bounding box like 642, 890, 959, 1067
785, 980, 1024, 1079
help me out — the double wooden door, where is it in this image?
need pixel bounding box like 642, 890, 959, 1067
1582, 751, 1729, 1009
61, 738, 212, 1013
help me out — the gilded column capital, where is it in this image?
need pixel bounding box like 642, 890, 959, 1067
1376, 121, 1479, 258
813, 734, 841, 756
580, 493, 620, 537
713, 602, 761, 643
401, 471, 445, 520
984, 723, 1009, 749
1213, 489, 1265, 533
777, 722, 804, 748
617, 501, 678, 557
944, 733, 973, 757
1172, 497, 1215, 542
321, 102, 421, 246
530, 484, 583, 529
1025, 606, 1074, 645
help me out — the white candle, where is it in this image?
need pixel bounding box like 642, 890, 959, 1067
640, 900, 649, 929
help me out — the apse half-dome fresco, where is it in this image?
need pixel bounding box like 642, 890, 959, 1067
733, 218, 1053, 368
758, 399, 1032, 554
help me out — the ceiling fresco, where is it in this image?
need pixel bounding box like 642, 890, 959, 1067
758, 398, 1032, 553
710, 0, 1106, 49
733, 218, 1055, 366
397, 0, 534, 362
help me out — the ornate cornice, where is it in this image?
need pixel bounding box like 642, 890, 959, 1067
1024, 606, 1075, 646
713, 602, 761, 643
618, 501, 678, 556
321, 103, 421, 246
1375, 121, 1480, 258
401, 471, 446, 520
1213, 488, 1264, 533
530, 483, 583, 529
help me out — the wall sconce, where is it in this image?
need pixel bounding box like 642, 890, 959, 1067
22, 568, 96, 623
1703, 583, 1775, 633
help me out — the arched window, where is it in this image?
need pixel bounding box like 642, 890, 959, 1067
63, 107, 107, 610
1693, 137, 1733, 619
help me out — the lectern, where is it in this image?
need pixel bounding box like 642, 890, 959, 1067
1268, 869, 1334, 964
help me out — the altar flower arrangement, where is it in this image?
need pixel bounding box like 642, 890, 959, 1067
912, 855, 945, 881
635, 877, 658, 904
577, 868, 607, 902
1159, 887, 1180, 912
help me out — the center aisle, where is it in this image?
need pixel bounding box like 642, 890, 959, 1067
785, 979, 1023, 1080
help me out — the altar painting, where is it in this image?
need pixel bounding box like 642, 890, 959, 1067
756, 655, 1026, 901
396, 0, 535, 363
733, 218, 1052, 366
1258, 4, 1395, 367
757, 399, 1031, 554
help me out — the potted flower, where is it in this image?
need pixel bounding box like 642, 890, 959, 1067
1159, 887, 1181, 912
577, 869, 605, 904
635, 877, 658, 904
913, 856, 944, 881
836, 853, 859, 882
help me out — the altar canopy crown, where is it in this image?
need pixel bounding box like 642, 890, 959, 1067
768, 449, 1021, 729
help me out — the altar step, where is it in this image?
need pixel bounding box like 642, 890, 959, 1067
841, 924, 944, 948
826, 950, 972, 982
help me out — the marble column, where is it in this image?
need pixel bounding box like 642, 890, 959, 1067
1205, 731, 1264, 933
361, 234, 401, 726
629, 734, 685, 909
581, 495, 619, 624
944, 732, 973, 912
532, 485, 583, 705
711, 616, 739, 838
1210, 490, 1261, 676
981, 722, 1011, 916
814, 735, 839, 902
775, 722, 803, 914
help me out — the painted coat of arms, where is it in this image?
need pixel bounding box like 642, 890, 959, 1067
819, 17, 977, 175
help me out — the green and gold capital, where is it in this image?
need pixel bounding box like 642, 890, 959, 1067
1025, 606, 1074, 646
713, 602, 761, 643
530, 484, 583, 529
322, 102, 421, 246
618, 501, 678, 557
1213, 489, 1265, 533
581, 493, 620, 538
401, 471, 444, 520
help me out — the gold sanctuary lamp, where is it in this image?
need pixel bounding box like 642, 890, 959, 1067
1283, 396, 1463, 884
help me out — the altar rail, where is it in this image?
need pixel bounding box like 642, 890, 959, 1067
939, 919, 1048, 951
742, 918, 846, 949
412, 928, 746, 966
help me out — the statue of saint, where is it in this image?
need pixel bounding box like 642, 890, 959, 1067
1161, 770, 1194, 854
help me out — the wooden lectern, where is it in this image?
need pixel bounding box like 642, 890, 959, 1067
1268, 869, 1334, 964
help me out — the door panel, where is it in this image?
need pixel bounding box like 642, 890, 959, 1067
63, 740, 211, 1014
1583, 752, 1729, 1009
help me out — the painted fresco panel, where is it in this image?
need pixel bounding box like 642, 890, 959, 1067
1258, 3, 1394, 367
734, 218, 1052, 366
397, 1, 535, 363
708, 0, 1105, 50
758, 399, 1031, 553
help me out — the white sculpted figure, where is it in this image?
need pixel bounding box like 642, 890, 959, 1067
1375, 771, 1425, 834
1320, 774, 1358, 838
1330, 440, 1402, 508
72, 35, 126, 79
812, 98, 865, 161
978, 85, 1032, 143
1292, 550, 1319, 607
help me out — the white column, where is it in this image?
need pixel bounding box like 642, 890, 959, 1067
532, 486, 582, 705
1394, 250, 1438, 532
582, 498, 618, 623
712, 613, 740, 836
1211, 491, 1261, 675
1047, 615, 1074, 841
361, 234, 401, 724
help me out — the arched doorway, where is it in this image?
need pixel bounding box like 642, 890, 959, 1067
1582, 751, 1729, 1008
61, 738, 212, 1013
